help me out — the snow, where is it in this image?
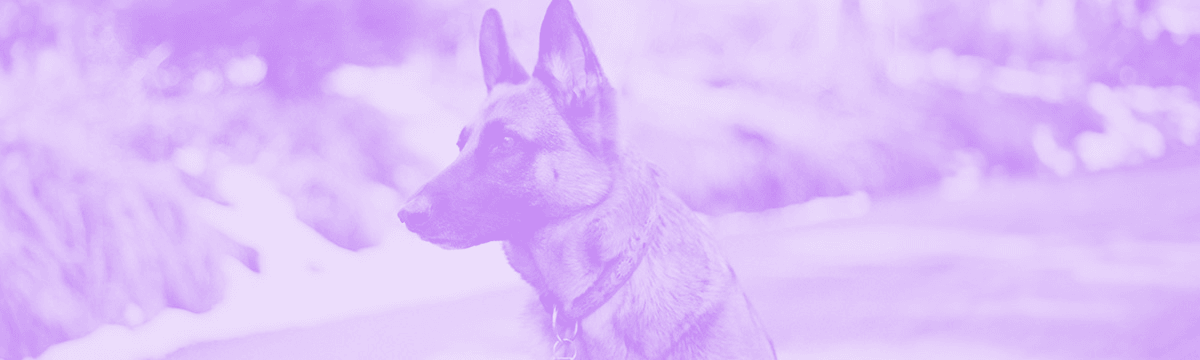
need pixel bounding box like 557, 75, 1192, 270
35, 166, 523, 360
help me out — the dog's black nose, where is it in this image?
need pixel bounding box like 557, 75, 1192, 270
397, 195, 432, 227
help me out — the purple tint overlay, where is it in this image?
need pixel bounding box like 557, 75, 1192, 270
1, 0, 1199, 359
120, 0, 427, 97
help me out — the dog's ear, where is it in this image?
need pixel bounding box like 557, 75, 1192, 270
533, 0, 617, 158
480, 8, 528, 92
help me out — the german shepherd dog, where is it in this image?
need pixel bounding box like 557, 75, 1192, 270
397, 1, 777, 358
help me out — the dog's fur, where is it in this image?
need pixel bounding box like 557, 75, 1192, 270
397, 1, 776, 358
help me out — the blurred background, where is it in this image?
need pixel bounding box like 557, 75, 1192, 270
2, 0, 1199, 359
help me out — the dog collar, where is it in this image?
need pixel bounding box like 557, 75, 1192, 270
542, 193, 658, 357
545, 236, 649, 359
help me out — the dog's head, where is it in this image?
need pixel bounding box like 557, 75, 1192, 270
398, 0, 618, 249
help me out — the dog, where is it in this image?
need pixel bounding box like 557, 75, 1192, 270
397, 1, 777, 358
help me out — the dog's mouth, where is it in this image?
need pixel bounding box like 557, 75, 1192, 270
400, 214, 487, 250
425, 237, 473, 250
414, 233, 483, 250
397, 199, 505, 250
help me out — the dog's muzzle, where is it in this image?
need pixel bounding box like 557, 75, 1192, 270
397, 194, 432, 230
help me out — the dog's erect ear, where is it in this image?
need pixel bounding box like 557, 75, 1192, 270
480, 8, 528, 92
533, 0, 605, 106
533, 0, 617, 158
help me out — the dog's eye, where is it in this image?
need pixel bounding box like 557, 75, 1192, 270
479, 121, 520, 155
492, 135, 516, 154
456, 128, 470, 151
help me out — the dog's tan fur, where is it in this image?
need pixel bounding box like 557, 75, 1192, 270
398, 1, 776, 358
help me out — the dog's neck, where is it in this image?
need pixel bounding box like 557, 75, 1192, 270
503, 155, 745, 358
504, 156, 660, 319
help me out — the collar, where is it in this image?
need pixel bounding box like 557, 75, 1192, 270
539, 193, 658, 328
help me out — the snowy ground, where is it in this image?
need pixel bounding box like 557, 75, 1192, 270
734, 163, 1200, 360
33, 166, 525, 360
34, 159, 1200, 360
